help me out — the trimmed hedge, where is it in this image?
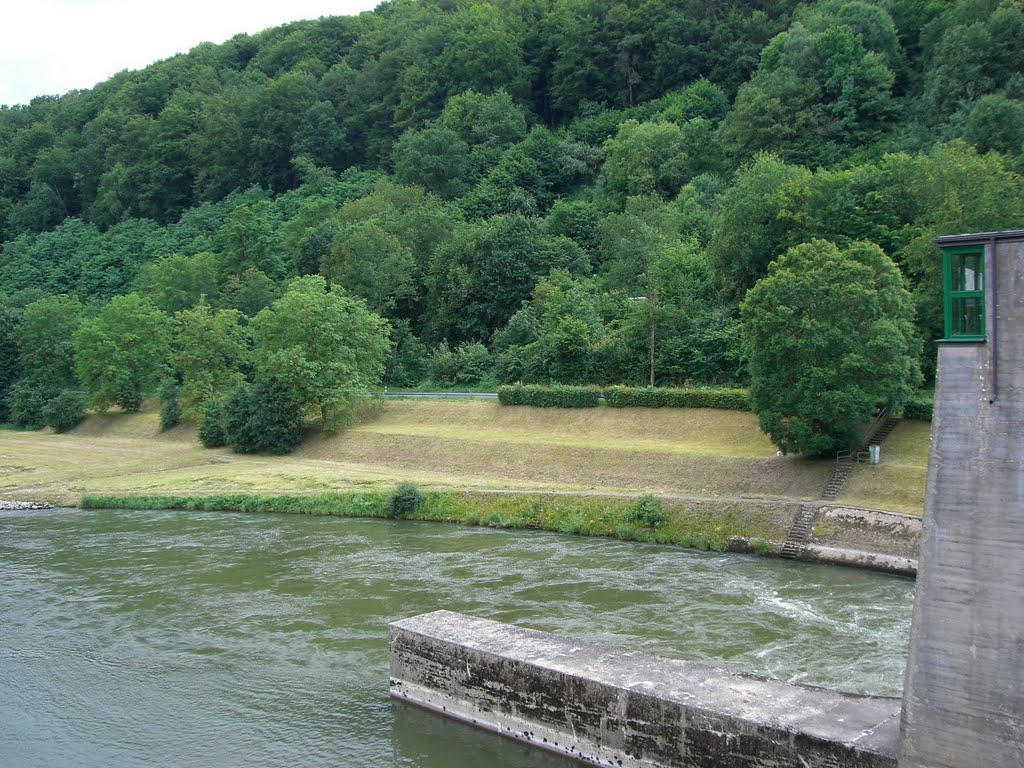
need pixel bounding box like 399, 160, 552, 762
497, 384, 602, 408
901, 395, 933, 421
603, 385, 751, 411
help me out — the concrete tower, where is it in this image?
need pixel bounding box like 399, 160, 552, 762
900, 231, 1024, 768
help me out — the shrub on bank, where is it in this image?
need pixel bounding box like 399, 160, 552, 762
625, 496, 668, 528
386, 482, 425, 518
603, 385, 751, 411
497, 384, 602, 407
42, 390, 87, 433
222, 381, 302, 455
197, 395, 230, 448
157, 380, 181, 432
6, 382, 60, 430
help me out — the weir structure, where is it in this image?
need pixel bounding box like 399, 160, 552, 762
899, 231, 1024, 768
388, 231, 1024, 767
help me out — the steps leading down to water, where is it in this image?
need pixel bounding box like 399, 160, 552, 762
780, 504, 819, 558
821, 461, 856, 501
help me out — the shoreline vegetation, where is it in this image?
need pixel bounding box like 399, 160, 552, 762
80, 490, 790, 555
2, 399, 928, 572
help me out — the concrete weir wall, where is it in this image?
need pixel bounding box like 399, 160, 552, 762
390, 610, 900, 768
899, 234, 1024, 768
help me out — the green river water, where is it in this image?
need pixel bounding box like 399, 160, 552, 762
0, 507, 914, 767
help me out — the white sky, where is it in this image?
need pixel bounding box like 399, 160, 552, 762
1, 0, 382, 107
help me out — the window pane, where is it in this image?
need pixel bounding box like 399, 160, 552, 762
951, 252, 984, 291
953, 296, 984, 336
962, 252, 983, 291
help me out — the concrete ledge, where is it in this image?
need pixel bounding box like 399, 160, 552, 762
800, 545, 918, 577
389, 610, 900, 768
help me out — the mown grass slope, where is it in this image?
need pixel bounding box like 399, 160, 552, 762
840, 420, 932, 515
0, 400, 928, 514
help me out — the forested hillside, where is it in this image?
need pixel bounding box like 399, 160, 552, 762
2, 0, 1022, 450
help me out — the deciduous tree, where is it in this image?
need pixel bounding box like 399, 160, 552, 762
170, 301, 250, 415
249, 276, 391, 431
741, 240, 921, 455
74, 294, 172, 412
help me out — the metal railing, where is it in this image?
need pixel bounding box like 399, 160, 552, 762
836, 407, 889, 463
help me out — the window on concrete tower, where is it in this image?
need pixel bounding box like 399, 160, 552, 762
943, 246, 986, 341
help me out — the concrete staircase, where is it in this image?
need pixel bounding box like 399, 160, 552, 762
821, 461, 855, 501
819, 412, 902, 502
867, 416, 900, 446
780, 504, 818, 559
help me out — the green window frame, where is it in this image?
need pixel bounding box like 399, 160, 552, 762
942, 245, 986, 341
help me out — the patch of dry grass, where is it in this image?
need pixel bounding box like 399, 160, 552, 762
0, 400, 923, 510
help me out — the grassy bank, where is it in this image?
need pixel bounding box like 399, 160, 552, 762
0, 399, 929, 514
840, 420, 932, 515
81, 490, 793, 553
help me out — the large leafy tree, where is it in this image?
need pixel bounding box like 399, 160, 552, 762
439, 89, 528, 175
722, 18, 898, 165
876, 141, 1024, 371
320, 221, 416, 316
599, 199, 677, 385
391, 126, 474, 199
74, 294, 173, 412
16, 294, 84, 388
249, 275, 391, 431
170, 301, 250, 416
219, 202, 287, 281
707, 153, 812, 304
425, 213, 583, 345
741, 239, 921, 456
133, 251, 222, 314
598, 120, 692, 207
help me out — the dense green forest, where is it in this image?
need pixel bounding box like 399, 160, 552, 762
2, 0, 1022, 453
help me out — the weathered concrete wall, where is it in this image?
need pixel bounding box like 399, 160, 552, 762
391, 610, 901, 768
801, 507, 921, 576
899, 237, 1024, 768
813, 508, 921, 562
799, 544, 916, 577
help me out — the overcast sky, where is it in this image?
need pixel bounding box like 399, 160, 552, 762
1, 0, 381, 107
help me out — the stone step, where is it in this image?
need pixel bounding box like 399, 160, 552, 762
780, 505, 818, 558
821, 460, 855, 500
867, 417, 900, 446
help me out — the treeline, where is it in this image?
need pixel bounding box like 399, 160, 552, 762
1, 0, 1023, 452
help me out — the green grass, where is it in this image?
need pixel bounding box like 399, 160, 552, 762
840, 420, 931, 515
0, 399, 928, 514
81, 490, 791, 553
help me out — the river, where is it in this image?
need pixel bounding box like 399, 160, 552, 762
0, 507, 914, 767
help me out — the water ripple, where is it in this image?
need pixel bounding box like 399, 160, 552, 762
0, 509, 913, 768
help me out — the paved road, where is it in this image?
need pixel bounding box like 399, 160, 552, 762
383, 391, 498, 399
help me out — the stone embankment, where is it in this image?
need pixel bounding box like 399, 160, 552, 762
0, 500, 54, 510
804, 506, 920, 576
